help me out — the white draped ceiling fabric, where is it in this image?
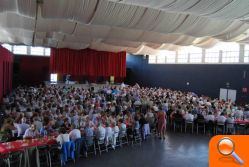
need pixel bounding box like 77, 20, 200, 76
1, 0, 249, 55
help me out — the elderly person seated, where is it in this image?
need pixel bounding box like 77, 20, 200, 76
205, 112, 215, 122
244, 108, 249, 120
83, 122, 94, 156
69, 124, 81, 141
217, 112, 227, 124
234, 107, 243, 120
119, 119, 127, 136
112, 122, 119, 148
226, 114, 234, 124
15, 117, 30, 138
33, 117, 43, 132
23, 124, 40, 139
56, 127, 70, 146
105, 122, 113, 146
96, 122, 106, 140
226, 114, 235, 134
184, 111, 194, 122
0, 118, 15, 142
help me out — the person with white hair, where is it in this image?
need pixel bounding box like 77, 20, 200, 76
205, 111, 215, 122
112, 122, 119, 148
105, 122, 113, 146
23, 124, 39, 139
234, 107, 244, 120
96, 122, 106, 140
16, 117, 30, 137
33, 117, 43, 132
69, 124, 81, 141
184, 111, 194, 122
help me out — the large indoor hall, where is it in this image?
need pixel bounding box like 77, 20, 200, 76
0, 0, 249, 167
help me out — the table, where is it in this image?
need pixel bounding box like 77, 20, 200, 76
0, 137, 57, 167
234, 120, 249, 125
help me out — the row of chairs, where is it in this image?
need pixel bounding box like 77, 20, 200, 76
172, 118, 248, 135
83, 128, 142, 157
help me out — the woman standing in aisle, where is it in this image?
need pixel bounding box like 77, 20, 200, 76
157, 107, 166, 139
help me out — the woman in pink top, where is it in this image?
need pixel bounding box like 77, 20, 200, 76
157, 108, 166, 139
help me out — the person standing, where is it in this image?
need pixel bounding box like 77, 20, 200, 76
157, 107, 166, 139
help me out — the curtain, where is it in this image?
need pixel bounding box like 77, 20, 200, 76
50, 48, 126, 82
0, 46, 13, 101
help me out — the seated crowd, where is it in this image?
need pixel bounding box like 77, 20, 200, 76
0, 83, 249, 145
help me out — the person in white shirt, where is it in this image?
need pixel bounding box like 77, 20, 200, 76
84, 123, 94, 138
244, 109, 249, 119
56, 127, 70, 146
105, 123, 113, 146
134, 100, 142, 106
112, 122, 119, 138
119, 119, 126, 136
205, 112, 215, 122
184, 111, 194, 122
226, 114, 234, 124
217, 113, 226, 124
33, 117, 43, 132
121, 82, 126, 89
16, 118, 30, 137
226, 114, 235, 134
96, 123, 106, 140
234, 107, 244, 120
69, 125, 81, 141
23, 124, 39, 139
145, 110, 155, 127
112, 122, 119, 149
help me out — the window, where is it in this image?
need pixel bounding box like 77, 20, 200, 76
159, 50, 176, 63
222, 51, 239, 63
205, 52, 219, 63
244, 51, 249, 63
220, 42, 239, 63
189, 46, 202, 63
177, 47, 189, 63
45, 48, 51, 56
156, 55, 166, 64
177, 54, 188, 63
244, 45, 249, 63
2, 44, 50, 56
2, 44, 12, 51
166, 54, 176, 63
150, 50, 177, 64
13, 45, 27, 55
148, 55, 156, 64
205, 44, 221, 63
190, 53, 202, 63
31, 46, 44, 55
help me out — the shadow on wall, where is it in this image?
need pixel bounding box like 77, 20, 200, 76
13, 55, 50, 87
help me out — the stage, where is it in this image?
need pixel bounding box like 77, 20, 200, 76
44, 81, 125, 92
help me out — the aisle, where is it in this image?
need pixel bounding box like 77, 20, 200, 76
68, 132, 210, 167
